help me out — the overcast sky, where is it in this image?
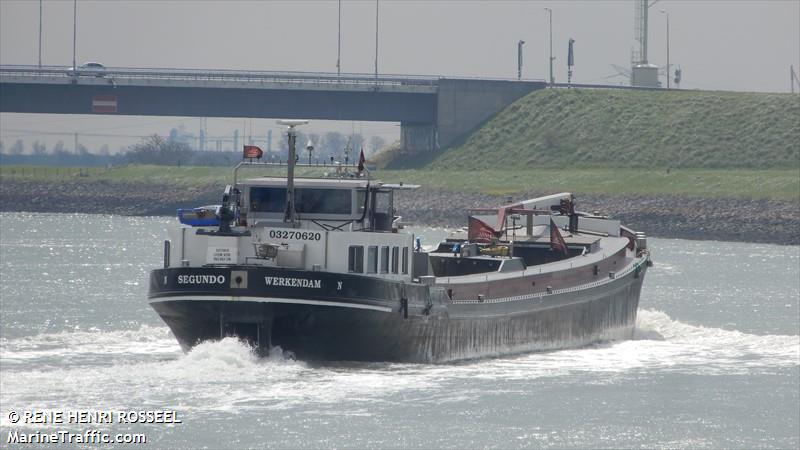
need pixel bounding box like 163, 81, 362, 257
1, 0, 798, 153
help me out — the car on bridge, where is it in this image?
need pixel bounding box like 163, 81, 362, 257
67, 62, 106, 77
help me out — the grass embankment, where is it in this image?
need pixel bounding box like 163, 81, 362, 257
428, 88, 800, 170
2, 165, 797, 202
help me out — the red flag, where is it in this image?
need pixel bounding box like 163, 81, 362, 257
550, 218, 569, 256
469, 216, 501, 243
243, 145, 263, 159
357, 148, 366, 172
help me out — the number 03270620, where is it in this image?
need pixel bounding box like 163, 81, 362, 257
268, 230, 323, 241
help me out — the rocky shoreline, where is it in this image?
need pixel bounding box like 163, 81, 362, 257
1, 178, 798, 245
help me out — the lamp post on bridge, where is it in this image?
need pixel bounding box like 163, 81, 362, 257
72, 0, 77, 71
374, 0, 379, 80
337, 0, 341, 77
38, 0, 42, 68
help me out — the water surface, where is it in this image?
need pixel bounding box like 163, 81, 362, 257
1, 213, 797, 448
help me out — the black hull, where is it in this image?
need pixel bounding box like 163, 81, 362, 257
149, 262, 647, 363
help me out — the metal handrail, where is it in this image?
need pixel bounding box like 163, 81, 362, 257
0, 64, 440, 87
0, 64, 548, 86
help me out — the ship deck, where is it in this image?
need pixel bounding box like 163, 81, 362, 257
433, 234, 631, 285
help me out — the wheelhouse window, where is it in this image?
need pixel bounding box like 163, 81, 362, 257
348, 246, 364, 273
249, 187, 286, 212
391, 247, 399, 274
296, 188, 352, 215
249, 187, 352, 215
367, 246, 378, 273
401, 247, 409, 274
380, 246, 390, 273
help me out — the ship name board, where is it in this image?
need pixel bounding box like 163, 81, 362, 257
265, 276, 322, 289
178, 275, 226, 284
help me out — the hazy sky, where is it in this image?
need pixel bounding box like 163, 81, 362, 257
1, 0, 798, 152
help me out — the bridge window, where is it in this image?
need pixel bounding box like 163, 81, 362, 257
367, 246, 378, 273
348, 246, 364, 273
402, 247, 409, 274
380, 246, 390, 273
391, 247, 399, 274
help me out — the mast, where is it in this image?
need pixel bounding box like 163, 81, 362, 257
277, 120, 308, 226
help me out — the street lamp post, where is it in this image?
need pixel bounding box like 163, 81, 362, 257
38, 0, 42, 67
661, 9, 670, 89
517, 40, 525, 80
337, 0, 341, 77
72, 0, 77, 71
544, 7, 554, 85
374, 0, 379, 79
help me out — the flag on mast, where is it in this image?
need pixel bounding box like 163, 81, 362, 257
243, 145, 263, 159
357, 148, 366, 172
550, 217, 569, 256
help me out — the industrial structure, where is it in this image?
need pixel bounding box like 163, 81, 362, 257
631, 0, 660, 88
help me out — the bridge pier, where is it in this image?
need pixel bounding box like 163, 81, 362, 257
435, 79, 547, 149
400, 122, 437, 153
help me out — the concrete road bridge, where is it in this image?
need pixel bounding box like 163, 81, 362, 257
0, 65, 546, 152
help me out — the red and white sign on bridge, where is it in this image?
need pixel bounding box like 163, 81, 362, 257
91, 95, 117, 113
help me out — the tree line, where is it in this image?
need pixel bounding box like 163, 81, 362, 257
0, 131, 389, 167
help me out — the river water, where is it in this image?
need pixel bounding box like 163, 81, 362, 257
1, 213, 798, 449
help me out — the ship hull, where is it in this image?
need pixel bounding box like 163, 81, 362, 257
149, 261, 647, 363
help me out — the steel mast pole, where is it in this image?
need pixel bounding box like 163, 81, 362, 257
337, 0, 341, 77
278, 120, 308, 226
285, 126, 297, 225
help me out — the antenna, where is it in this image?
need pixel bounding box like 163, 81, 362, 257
633, 0, 649, 65
567, 38, 575, 85
630, 0, 661, 87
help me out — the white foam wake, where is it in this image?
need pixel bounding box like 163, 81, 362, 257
0, 325, 180, 364
0, 310, 797, 421
630, 309, 800, 372
454, 309, 800, 380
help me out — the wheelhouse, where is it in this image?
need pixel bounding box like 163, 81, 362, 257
239, 177, 399, 233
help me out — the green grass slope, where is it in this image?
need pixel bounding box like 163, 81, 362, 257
430, 89, 800, 169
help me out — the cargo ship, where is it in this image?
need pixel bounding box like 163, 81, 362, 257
148, 120, 651, 363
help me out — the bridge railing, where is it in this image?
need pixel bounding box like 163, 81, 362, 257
0, 64, 439, 88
